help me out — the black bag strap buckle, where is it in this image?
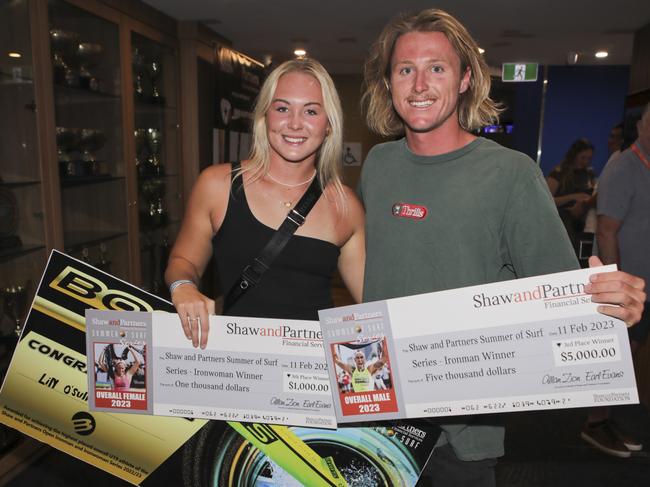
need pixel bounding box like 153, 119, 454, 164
287, 209, 306, 227
240, 258, 268, 289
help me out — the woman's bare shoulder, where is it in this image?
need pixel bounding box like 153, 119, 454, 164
322, 183, 365, 224
198, 163, 233, 184
189, 163, 234, 199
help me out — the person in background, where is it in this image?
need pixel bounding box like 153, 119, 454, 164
582, 104, 650, 458
606, 122, 624, 165
360, 8, 646, 486
546, 138, 597, 261
587, 122, 625, 255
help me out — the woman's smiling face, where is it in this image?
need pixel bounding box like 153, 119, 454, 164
265, 71, 330, 165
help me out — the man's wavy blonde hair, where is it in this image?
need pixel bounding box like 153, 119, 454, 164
237, 58, 344, 202
362, 8, 501, 137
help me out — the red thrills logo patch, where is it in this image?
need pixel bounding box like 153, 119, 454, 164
391, 203, 427, 220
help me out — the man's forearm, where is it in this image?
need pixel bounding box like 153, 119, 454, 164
597, 232, 619, 265
596, 215, 622, 265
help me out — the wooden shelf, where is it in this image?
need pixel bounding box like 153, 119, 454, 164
0, 181, 41, 189
59, 175, 123, 188
0, 72, 34, 85
0, 244, 46, 264
64, 230, 127, 252
53, 84, 120, 105
134, 95, 175, 110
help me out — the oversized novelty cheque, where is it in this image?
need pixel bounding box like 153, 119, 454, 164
86, 310, 337, 429
319, 266, 638, 424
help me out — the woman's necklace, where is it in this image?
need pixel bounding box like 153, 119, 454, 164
265, 169, 317, 208
266, 169, 317, 188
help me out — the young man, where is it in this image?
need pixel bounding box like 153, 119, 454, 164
359, 9, 646, 485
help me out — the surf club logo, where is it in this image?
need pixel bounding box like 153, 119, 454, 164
391, 202, 427, 220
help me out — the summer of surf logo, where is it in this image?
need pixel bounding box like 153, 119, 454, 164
391, 203, 427, 220
473, 282, 588, 309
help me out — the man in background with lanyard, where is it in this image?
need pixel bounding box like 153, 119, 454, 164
586, 103, 650, 457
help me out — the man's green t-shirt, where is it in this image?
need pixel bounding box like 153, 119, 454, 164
359, 137, 578, 460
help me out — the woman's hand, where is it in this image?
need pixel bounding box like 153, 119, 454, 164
571, 192, 591, 203
172, 284, 215, 349
164, 164, 232, 349
568, 199, 587, 219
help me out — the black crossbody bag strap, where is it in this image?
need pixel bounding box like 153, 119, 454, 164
223, 175, 322, 313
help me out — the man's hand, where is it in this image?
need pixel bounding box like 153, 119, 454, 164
586, 256, 646, 326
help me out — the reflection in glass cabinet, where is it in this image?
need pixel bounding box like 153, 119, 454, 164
132, 32, 181, 298
48, 0, 128, 280
0, 0, 47, 452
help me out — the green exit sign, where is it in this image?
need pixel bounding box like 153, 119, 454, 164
502, 63, 538, 82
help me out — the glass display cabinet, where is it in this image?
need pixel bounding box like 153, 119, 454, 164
131, 31, 182, 298
0, 0, 49, 459
0, 0, 185, 471
0, 0, 47, 368
49, 0, 128, 279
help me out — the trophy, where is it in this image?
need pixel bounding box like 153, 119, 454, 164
145, 128, 163, 175
139, 177, 167, 228
134, 128, 149, 175
76, 42, 103, 91
56, 126, 82, 177
78, 129, 107, 176
148, 197, 166, 226
132, 47, 146, 97
2, 284, 28, 337
49, 29, 79, 86
146, 59, 162, 101
97, 242, 112, 273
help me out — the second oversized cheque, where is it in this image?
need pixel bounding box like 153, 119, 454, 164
318, 266, 639, 423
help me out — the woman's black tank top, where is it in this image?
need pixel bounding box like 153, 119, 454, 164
213, 162, 340, 320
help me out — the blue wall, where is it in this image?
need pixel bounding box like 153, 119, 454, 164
512, 77, 544, 162
537, 65, 629, 176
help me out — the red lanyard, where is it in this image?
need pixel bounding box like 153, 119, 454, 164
631, 143, 650, 170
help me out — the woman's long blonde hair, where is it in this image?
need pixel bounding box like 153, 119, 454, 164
236, 58, 345, 203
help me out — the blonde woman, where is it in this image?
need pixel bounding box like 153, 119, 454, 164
165, 58, 365, 349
